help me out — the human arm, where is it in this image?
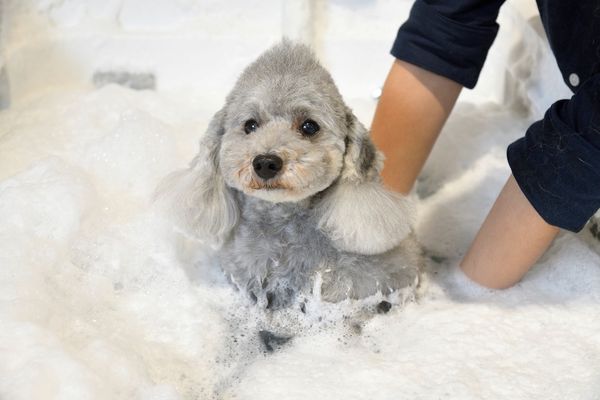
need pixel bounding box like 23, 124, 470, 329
371, 60, 462, 194
460, 175, 560, 289
371, 0, 505, 194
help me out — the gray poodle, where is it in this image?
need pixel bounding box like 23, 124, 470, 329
159, 41, 422, 308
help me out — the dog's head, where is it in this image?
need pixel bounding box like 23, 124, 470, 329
218, 41, 379, 203
159, 41, 413, 253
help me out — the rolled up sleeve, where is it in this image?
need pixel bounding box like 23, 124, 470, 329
391, 0, 506, 89
507, 74, 600, 232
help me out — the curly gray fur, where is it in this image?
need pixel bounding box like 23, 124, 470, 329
158, 40, 422, 308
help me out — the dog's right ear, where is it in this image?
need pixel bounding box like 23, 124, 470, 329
315, 108, 414, 255
155, 108, 238, 248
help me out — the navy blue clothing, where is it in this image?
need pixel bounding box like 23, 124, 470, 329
391, 0, 600, 232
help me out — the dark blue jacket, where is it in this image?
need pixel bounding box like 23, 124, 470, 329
392, 0, 600, 232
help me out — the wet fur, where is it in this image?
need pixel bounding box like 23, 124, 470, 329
157, 41, 422, 307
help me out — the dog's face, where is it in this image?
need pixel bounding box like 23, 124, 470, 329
218, 44, 350, 203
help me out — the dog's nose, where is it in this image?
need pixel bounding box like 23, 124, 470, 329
253, 154, 283, 180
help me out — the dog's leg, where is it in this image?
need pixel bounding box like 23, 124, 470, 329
319, 235, 422, 303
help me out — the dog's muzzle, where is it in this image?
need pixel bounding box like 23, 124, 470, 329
253, 154, 283, 180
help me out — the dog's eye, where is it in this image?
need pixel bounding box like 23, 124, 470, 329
244, 119, 259, 134
300, 119, 320, 136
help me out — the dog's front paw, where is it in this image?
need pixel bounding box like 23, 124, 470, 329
319, 269, 395, 303
318, 260, 420, 303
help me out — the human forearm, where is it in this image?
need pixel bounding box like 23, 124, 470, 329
460, 175, 560, 289
371, 59, 462, 194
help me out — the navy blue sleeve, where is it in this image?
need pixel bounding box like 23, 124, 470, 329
507, 74, 600, 232
391, 0, 506, 89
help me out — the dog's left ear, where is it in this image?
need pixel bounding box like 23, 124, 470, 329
316, 108, 414, 255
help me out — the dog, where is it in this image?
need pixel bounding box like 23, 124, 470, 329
158, 41, 422, 309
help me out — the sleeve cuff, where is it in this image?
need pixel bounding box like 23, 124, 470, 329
391, 0, 501, 89
507, 78, 600, 232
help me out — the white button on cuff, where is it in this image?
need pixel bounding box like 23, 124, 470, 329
370, 87, 382, 100
569, 73, 580, 87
